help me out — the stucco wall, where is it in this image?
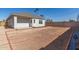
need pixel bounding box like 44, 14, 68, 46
32, 19, 45, 27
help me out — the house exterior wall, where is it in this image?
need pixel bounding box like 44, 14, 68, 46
32, 19, 45, 27
14, 16, 30, 29
7, 16, 45, 29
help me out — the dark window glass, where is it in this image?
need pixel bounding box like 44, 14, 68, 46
39, 20, 42, 24
34, 19, 35, 23
17, 18, 30, 23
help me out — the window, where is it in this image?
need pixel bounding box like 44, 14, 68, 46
17, 17, 30, 23
17, 19, 27, 23
39, 20, 43, 24
34, 19, 35, 23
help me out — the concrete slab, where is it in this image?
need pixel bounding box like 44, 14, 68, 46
0, 44, 10, 50
6, 26, 70, 50
0, 26, 70, 50
0, 26, 10, 49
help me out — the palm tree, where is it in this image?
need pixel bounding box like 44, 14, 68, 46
33, 8, 45, 19
77, 14, 79, 22
34, 8, 39, 13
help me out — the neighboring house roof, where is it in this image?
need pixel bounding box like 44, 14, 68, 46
11, 13, 43, 19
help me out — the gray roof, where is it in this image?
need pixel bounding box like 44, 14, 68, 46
11, 13, 43, 19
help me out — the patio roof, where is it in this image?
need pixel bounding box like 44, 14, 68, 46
11, 13, 43, 19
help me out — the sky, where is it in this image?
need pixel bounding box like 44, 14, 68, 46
0, 8, 79, 21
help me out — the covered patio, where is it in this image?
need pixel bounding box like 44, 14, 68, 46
14, 16, 32, 29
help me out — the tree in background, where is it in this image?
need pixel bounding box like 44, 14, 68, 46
69, 19, 75, 22
0, 20, 5, 26
77, 14, 79, 22
46, 18, 53, 23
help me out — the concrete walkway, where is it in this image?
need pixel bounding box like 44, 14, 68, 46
0, 26, 10, 50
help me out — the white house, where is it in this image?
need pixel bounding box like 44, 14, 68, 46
6, 13, 45, 29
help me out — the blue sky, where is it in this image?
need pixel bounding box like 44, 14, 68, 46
0, 8, 79, 21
